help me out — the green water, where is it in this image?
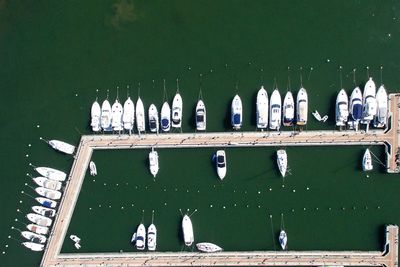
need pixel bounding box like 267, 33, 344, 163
1, 0, 400, 265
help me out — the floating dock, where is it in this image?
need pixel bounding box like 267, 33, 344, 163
40, 94, 400, 267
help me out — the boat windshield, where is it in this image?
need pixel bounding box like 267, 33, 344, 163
271, 104, 280, 109
149, 121, 157, 129
161, 119, 169, 127
196, 114, 204, 122
233, 114, 241, 124
217, 155, 225, 167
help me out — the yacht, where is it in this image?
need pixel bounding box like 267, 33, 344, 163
363, 148, 373, 171
195, 99, 206, 131
122, 97, 135, 131
90, 100, 101, 132
256, 86, 268, 129
89, 161, 97, 176
26, 224, 48, 235
296, 87, 308, 126
136, 97, 146, 133
21, 231, 47, 244
135, 224, 146, 250
279, 230, 288, 250
147, 223, 157, 251
196, 242, 223, 253
35, 187, 62, 200
215, 150, 226, 180
34, 167, 66, 181
374, 85, 388, 128
276, 149, 287, 177
22, 242, 44, 252
35, 197, 57, 208
26, 213, 52, 227
231, 95, 243, 130
111, 99, 123, 131
100, 99, 112, 131
335, 89, 349, 127
32, 206, 56, 218
32, 177, 62, 191
161, 102, 171, 132
149, 148, 159, 177
269, 89, 282, 130
349, 87, 363, 128
172, 93, 183, 128
282, 91, 294, 126
148, 104, 159, 133
182, 214, 194, 246
48, 140, 75, 155
362, 77, 377, 123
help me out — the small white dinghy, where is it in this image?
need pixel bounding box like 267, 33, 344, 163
26, 213, 52, 227
182, 214, 194, 246
136, 97, 146, 133
122, 97, 135, 131
196, 242, 223, 253
48, 140, 75, 155
21, 231, 47, 244
161, 102, 171, 132
172, 92, 183, 128
27, 224, 48, 235
32, 177, 62, 191
135, 224, 146, 250
35, 187, 62, 200
70, 235, 81, 243
148, 104, 159, 133
149, 148, 159, 177
22, 242, 44, 251
279, 230, 288, 250
90, 100, 101, 132
35, 197, 57, 208
363, 148, 373, 171
89, 161, 97, 176
195, 99, 206, 131
32, 206, 56, 218
276, 149, 288, 177
34, 167, 66, 182
147, 223, 157, 251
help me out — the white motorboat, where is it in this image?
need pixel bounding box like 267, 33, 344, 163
34, 167, 66, 181
282, 91, 294, 126
215, 150, 226, 180
195, 99, 206, 131
136, 97, 146, 133
349, 87, 363, 128
256, 86, 268, 129
160, 102, 171, 132
148, 104, 159, 133
147, 223, 157, 251
32, 177, 62, 191
100, 99, 112, 131
22, 242, 44, 251
32, 206, 56, 218
336, 89, 349, 127
48, 140, 75, 155
89, 161, 97, 176
231, 94, 243, 130
269, 89, 282, 130
363, 148, 373, 171
111, 99, 123, 131
279, 230, 288, 250
135, 224, 146, 250
90, 100, 101, 132
70, 235, 81, 243
296, 87, 308, 126
172, 93, 183, 128
374, 85, 388, 128
182, 215, 194, 246
35, 187, 62, 200
362, 77, 377, 123
122, 97, 135, 131
26, 213, 52, 227
21, 231, 47, 244
149, 149, 159, 177
26, 224, 48, 235
276, 149, 287, 177
196, 242, 223, 253
35, 197, 57, 208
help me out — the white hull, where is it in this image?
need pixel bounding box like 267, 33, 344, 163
182, 215, 194, 246
32, 205, 56, 217
148, 104, 159, 133
216, 150, 226, 180
27, 213, 52, 227
256, 86, 268, 129
35, 167, 66, 181
136, 97, 146, 132
362, 78, 377, 123
136, 224, 146, 250
89, 161, 97, 176
296, 88, 308, 126
147, 224, 157, 251
196, 242, 223, 253
49, 140, 75, 155
349, 87, 363, 126
336, 89, 349, 127
231, 95, 243, 130
374, 85, 388, 128
269, 89, 282, 130
277, 149, 287, 177
27, 224, 49, 235
100, 99, 112, 131
111, 99, 123, 131
90, 101, 101, 132
149, 150, 159, 177
195, 100, 206, 131
363, 148, 373, 171
161, 102, 171, 132
35, 187, 62, 200
172, 93, 183, 128
22, 242, 44, 251
35, 197, 57, 208
33, 177, 62, 191
279, 230, 287, 250
122, 97, 135, 131
21, 231, 47, 243
283, 91, 294, 126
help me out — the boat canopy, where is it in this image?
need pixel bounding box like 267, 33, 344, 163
233, 114, 241, 124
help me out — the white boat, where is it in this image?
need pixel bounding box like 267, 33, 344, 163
312, 110, 328, 122
147, 223, 157, 251
195, 100, 206, 131
215, 150, 226, 180
279, 230, 288, 250
90, 100, 101, 132
282, 91, 294, 126
269, 89, 282, 130
22, 242, 44, 251
196, 242, 223, 253
100, 99, 112, 131
149, 149, 159, 177
362, 77, 377, 123
26, 213, 52, 227
256, 86, 269, 129
136, 97, 146, 133
35, 167, 66, 182
48, 140, 75, 155
35, 187, 61, 200
111, 99, 124, 131
182, 215, 194, 246
70, 235, 81, 243
276, 149, 288, 177
160, 102, 171, 132
296, 88, 308, 126
349, 87, 363, 128
363, 148, 373, 171
35, 197, 57, 208
148, 104, 159, 133
374, 85, 388, 128
231, 95, 243, 130
32, 206, 56, 218
172, 93, 183, 128
27, 224, 48, 235
32, 177, 62, 191
135, 224, 146, 250
21, 231, 47, 244
89, 161, 97, 176
336, 89, 349, 127
122, 97, 135, 131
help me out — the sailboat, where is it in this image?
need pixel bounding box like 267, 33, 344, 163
196, 242, 223, 253
136, 97, 145, 133
148, 104, 159, 133
34, 166, 66, 181
111, 99, 123, 131
35, 197, 57, 208
195, 99, 206, 131
35, 187, 62, 200
349, 87, 362, 129
100, 99, 112, 131
363, 148, 373, 171
362, 77, 377, 123
182, 214, 194, 246
149, 148, 159, 177
171, 92, 183, 128
22, 242, 44, 251
26, 213, 52, 227
282, 91, 294, 126
296, 88, 308, 126
269, 89, 282, 130
90, 100, 101, 132
336, 89, 349, 127
48, 140, 75, 155
374, 85, 388, 128
122, 97, 135, 132
32, 177, 62, 191
276, 149, 287, 177
231, 94, 243, 130
26, 224, 48, 235
32, 206, 56, 217
135, 224, 146, 250
147, 224, 157, 251
21, 231, 47, 244
256, 86, 268, 129
89, 161, 97, 176
161, 102, 171, 132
